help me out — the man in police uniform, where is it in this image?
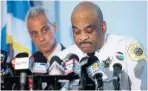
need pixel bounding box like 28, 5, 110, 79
26, 6, 65, 90
56, 1, 147, 90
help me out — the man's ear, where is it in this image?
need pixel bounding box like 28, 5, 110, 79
101, 21, 107, 33
53, 22, 58, 32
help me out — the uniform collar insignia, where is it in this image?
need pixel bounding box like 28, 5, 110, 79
102, 57, 112, 68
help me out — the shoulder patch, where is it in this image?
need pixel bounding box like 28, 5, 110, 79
127, 41, 146, 61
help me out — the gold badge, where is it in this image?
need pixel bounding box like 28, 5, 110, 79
93, 63, 99, 70
127, 41, 146, 61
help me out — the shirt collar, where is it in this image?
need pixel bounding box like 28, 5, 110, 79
47, 42, 62, 63
96, 33, 109, 53
84, 33, 110, 56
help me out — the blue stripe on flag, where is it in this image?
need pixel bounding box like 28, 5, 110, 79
2, 1, 37, 55
7, 1, 30, 21
1, 26, 9, 52
29, 1, 34, 6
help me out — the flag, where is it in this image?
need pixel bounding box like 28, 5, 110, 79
1, 1, 34, 57
1, 1, 9, 52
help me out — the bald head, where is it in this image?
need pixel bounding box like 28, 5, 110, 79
71, 1, 103, 22
71, 1, 107, 53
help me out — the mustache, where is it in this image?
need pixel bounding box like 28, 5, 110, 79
79, 41, 92, 46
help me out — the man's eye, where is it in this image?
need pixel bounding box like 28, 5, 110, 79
73, 29, 80, 35
43, 29, 48, 33
42, 26, 49, 33
31, 32, 38, 37
86, 27, 94, 33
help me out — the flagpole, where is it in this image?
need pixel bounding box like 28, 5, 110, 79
9, 44, 14, 59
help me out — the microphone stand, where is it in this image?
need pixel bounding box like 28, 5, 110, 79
113, 76, 120, 90
37, 76, 42, 90
79, 71, 85, 90
28, 75, 33, 91
20, 72, 26, 90
54, 76, 57, 90
94, 73, 103, 90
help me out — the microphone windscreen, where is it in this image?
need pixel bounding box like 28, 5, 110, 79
33, 51, 47, 63
15, 52, 29, 58
69, 54, 79, 61
87, 55, 99, 67
1, 50, 8, 64
50, 56, 62, 65
80, 57, 89, 66
113, 63, 122, 70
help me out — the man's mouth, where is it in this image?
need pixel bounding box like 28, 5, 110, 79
80, 43, 90, 47
40, 43, 48, 48
78, 41, 93, 53
80, 46, 89, 50
79, 41, 92, 46
79, 43, 92, 51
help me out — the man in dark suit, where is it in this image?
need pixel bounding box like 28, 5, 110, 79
26, 6, 65, 90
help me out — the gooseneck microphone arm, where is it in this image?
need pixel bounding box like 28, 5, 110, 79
113, 75, 120, 90
113, 63, 122, 90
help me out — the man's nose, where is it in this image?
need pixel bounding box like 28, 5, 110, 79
39, 33, 45, 41
79, 32, 89, 41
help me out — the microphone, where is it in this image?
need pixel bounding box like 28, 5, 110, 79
0, 50, 8, 90
64, 53, 80, 78
32, 52, 49, 74
79, 56, 95, 90
32, 51, 47, 63
13, 52, 32, 73
93, 73, 103, 90
49, 56, 64, 75
113, 63, 122, 90
62, 54, 80, 90
0, 50, 8, 73
31, 52, 48, 90
27, 56, 34, 90
45, 56, 64, 90
31, 62, 49, 74
0, 50, 8, 63
86, 55, 105, 90
15, 52, 29, 58
80, 54, 105, 90
13, 52, 31, 90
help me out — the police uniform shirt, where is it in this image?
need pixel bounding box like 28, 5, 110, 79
94, 34, 147, 90
140, 60, 147, 90
56, 34, 147, 90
